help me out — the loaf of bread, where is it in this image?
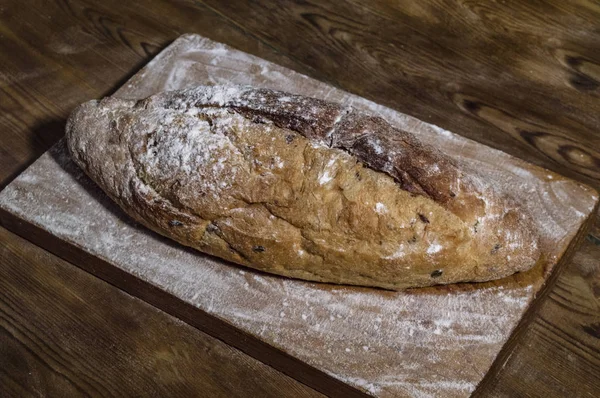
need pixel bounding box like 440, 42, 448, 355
66, 85, 540, 290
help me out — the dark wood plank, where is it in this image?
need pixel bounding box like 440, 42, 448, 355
0, 0, 599, 396
0, 226, 325, 398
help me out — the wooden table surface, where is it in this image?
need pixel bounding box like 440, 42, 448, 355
0, 1, 598, 396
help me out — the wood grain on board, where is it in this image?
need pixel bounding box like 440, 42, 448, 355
1, 34, 597, 397
0, 226, 325, 398
0, 0, 599, 396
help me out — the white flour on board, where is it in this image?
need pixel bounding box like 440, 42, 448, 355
1, 34, 597, 398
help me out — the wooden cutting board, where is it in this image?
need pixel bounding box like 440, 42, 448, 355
1, 34, 598, 398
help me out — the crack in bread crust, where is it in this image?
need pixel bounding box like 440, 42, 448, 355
163, 86, 482, 220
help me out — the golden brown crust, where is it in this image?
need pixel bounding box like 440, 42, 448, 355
65, 85, 541, 290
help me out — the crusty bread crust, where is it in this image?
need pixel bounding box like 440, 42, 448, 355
66, 85, 540, 290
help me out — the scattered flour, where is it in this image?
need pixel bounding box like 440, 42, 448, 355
318, 158, 337, 185
427, 242, 443, 254
375, 202, 388, 214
